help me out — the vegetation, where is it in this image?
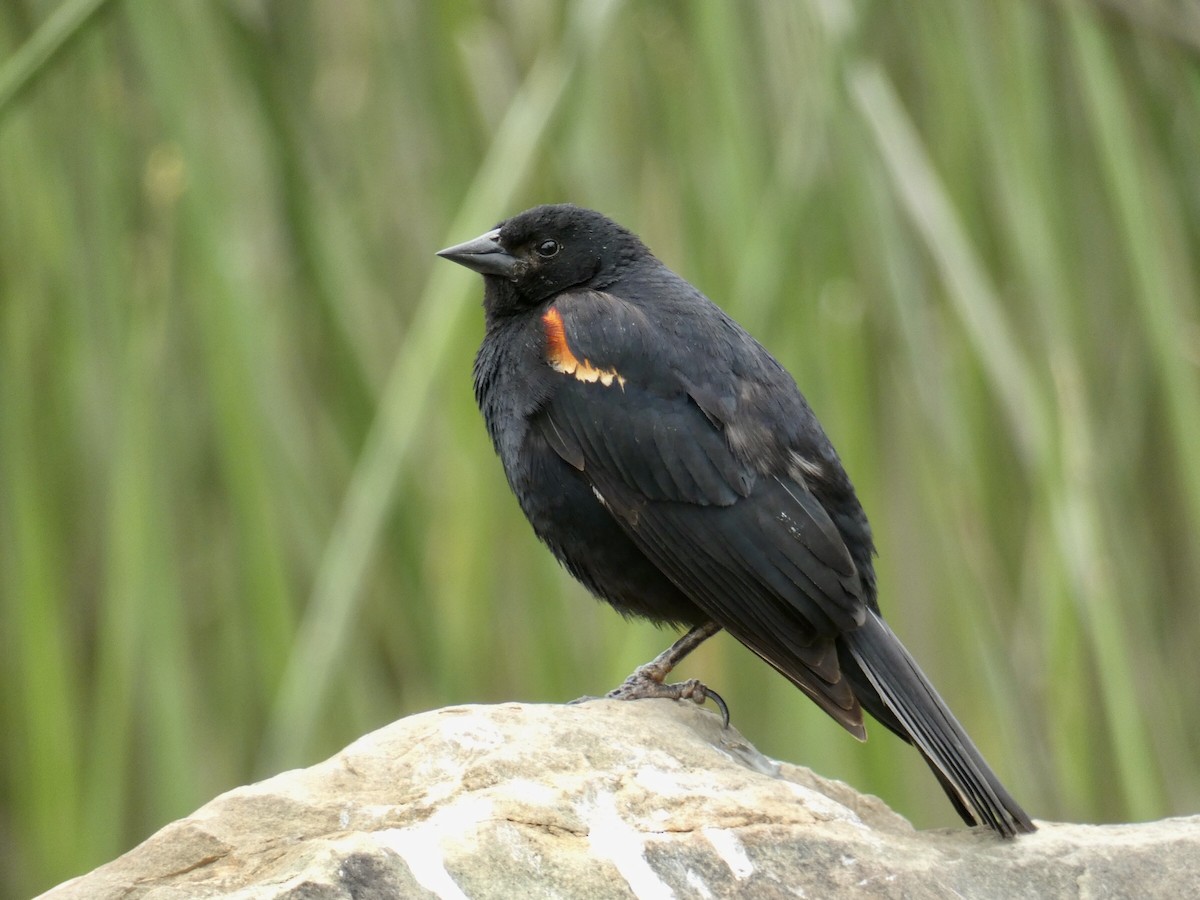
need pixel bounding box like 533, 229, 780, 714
2, 1, 1198, 895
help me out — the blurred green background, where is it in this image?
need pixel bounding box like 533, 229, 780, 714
3, 0, 1199, 895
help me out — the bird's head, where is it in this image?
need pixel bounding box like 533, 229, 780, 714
438, 204, 650, 316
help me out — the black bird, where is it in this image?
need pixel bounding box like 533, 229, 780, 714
438, 204, 1035, 837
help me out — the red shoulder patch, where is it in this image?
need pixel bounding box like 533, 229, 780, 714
541, 307, 626, 389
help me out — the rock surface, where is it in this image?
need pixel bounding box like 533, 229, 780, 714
40, 700, 1200, 899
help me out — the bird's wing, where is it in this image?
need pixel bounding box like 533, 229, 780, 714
535, 290, 870, 735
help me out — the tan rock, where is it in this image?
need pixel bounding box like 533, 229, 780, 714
39, 700, 1200, 899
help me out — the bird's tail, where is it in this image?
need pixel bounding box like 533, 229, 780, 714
841, 611, 1035, 838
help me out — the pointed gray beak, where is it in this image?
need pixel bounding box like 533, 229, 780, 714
436, 228, 519, 277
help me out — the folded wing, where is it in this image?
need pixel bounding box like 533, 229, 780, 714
536, 290, 870, 736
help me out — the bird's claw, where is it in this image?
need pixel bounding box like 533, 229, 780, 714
603, 673, 731, 729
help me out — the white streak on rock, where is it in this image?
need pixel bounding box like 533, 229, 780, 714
581, 791, 675, 900
374, 795, 493, 900
702, 826, 754, 880
685, 868, 715, 898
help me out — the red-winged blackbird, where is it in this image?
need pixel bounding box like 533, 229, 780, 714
438, 204, 1035, 837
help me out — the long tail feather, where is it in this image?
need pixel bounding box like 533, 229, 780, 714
843, 611, 1035, 837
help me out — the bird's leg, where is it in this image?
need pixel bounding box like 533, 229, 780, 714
603, 622, 730, 727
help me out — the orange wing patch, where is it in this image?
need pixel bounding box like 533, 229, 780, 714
542, 307, 626, 389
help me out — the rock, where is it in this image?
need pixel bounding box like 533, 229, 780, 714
39, 701, 1200, 899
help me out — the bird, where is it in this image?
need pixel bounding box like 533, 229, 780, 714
437, 203, 1035, 837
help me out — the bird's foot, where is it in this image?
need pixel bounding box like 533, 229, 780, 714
603, 666, 730, 729
567, 622, 729, 725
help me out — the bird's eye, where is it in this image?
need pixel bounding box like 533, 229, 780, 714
535, 239, 560, 258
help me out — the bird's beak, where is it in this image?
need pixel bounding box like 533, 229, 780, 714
436, 228, 519, 277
